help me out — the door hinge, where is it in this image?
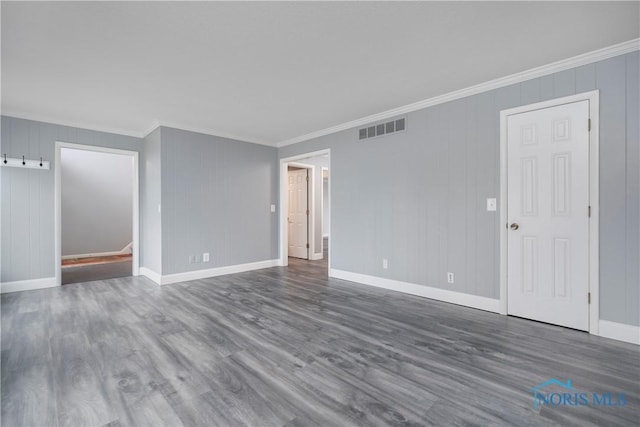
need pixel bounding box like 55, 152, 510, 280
306, 176, 309, 182
588, 118, 591, 131
588, 206, 591, 217
588, 292, 591, 304
306, 209, 309, 215
306, 243, 309, 249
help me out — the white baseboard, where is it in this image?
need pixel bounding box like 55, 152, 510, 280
598, 320, 640, 345
310, 253, 324, 261
0, 277, 58, 293
139, 267, 163, 285
330, 269, 500, 313
142, 259, 279, 286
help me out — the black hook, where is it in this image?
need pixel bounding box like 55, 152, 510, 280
40, 157, 43, 167
3, 154, 6, 164
22, 156, 25, 166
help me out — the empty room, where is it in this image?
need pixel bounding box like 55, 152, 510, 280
1, 2, 639, 426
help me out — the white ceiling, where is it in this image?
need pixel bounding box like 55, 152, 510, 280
2, 1, 639, 146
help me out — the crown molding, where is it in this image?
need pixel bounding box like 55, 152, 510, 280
142, 120, 275, 146
0, 110, 145, 139
142, 119, 161, 138
277, 38, 640, 147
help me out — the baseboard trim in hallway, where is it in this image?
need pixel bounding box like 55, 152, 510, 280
330, 268, 500, 313
141, 259, 280, 286
599, 320, 640, 345
0, 277, 57, 293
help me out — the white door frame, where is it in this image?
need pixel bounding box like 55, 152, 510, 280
279, 149, 331, 268
54, 141, 140, 286
499, 90, 599, 334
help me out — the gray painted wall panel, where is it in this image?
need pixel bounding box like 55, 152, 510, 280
597, 55, 628, 324
0, 116, 142, 282
625, 51, 640, 326
553, 68, 576, 97
279, 52, 640, 326
160, 127, 277, 275
141, 128, 162, 273
575, 63, 596, 93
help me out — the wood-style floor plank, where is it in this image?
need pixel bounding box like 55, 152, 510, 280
2, 252, 639, 426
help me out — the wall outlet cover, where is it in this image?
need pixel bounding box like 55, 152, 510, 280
203, 252, 210, 262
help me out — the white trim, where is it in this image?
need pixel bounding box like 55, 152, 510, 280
142, 120, 273, 146
0, 277, 57, 294
310, 253, 324, 261
498, 91, 600, 334
323, 234, 330, 238
143, 259, 279, 286
279, 149, 331, 270
1, 112, 143, 138
330, 269, 500, 313
598, 320, 640, 345
55, 142, 140, 286
139, 267, 163, 285
277, 38, 639, 147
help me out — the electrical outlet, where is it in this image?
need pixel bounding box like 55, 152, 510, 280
188, 255, 196, 264
203, 252, 210, 262
486, 198, 497, 211
447, 272, 454, 284
270, 204, 276, 213
382, 259, 388, 269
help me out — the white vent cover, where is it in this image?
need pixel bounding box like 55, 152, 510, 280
358, 117, 406, 140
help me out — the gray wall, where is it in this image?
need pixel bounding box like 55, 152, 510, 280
279, 52, 640, 328
160, 127, 278, 275
0, 116, 142, 282
61, 148, 133, 256
141, 127, 162, 273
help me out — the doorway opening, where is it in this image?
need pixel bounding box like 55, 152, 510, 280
280, 149, 330, 271
499, 90, 599, 333
287, 165, 310, 259
55, 142, 140, 286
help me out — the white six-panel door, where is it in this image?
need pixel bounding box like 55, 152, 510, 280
288, 168, 309, 259
507, 100, 590, 331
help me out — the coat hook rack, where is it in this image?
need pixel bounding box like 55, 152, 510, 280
0, 154, 50, 170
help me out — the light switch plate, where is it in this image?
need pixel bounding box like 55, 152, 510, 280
486, 198, 497, 211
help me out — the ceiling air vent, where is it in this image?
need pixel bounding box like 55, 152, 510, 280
358, 117, 406, 141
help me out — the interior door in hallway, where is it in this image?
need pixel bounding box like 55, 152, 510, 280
507, 100, 590, 331
288, 168, 309, 259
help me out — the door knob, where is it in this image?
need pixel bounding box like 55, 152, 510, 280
510, 223, 519, 230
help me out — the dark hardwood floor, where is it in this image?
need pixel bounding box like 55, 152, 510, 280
62, 260, 133, 285
2, 247, 639, 426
